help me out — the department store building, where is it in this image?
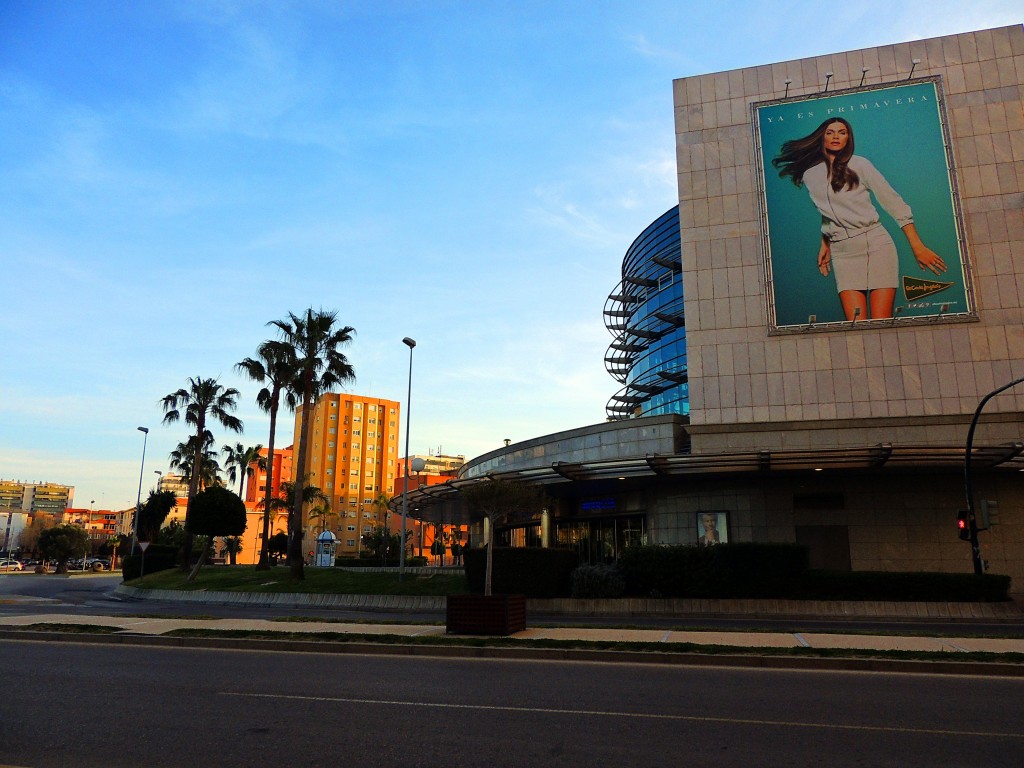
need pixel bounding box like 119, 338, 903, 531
408, 25, 1024, 588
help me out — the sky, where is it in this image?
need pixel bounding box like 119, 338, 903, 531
1, 1, 1020, 510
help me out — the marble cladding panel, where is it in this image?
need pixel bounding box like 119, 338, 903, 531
675, 26, 1024, 439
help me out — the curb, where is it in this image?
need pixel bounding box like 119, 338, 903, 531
2, 628, 1022, 677
113, 584, 1024, 621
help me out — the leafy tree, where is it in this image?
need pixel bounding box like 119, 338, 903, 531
222, 442, 265, 499
157, 520, 191, 550
38, 525, 89, 574
267, 532, 288, 564
17, 513, 58, 556
270, 309, 355, 581
237, 340, 298, 570
361, 525, 410, 565
457, 478, 545, 596
136, 490, 178, 543
186, 486, 247, 579
160, 376, 243, 569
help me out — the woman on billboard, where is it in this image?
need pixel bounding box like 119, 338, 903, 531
772, 117, 947, 321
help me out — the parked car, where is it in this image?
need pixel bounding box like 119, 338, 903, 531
0, 559, 24, 571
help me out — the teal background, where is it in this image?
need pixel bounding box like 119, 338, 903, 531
756, 81, 968, 327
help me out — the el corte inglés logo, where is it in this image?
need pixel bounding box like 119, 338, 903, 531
903, 275, 954, 302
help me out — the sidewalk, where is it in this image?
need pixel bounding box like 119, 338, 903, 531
2, 610, 1024, 655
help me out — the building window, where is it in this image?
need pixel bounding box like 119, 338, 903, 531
347, 525, 355, 532
347, 539, 355, 547
329, 428, 336, 434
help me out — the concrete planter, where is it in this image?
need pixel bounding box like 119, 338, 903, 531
446, 594, 526, 635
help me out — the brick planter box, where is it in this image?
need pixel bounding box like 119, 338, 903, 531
446, 594, 526, 635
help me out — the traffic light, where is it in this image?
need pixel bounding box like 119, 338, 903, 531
957, 510, 971, 541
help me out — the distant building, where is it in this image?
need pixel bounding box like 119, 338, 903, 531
156, 473, 190, 498
64, 507, 129, 540
0, 480, 74, 515
1, 510, 29, 554
292, 393, 402, 558
397, 453, 468, 562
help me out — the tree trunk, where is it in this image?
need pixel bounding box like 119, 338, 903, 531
187, 540, 210, 582
181, 414, 206, 571
256, 394, 279, 571
484, 515, 494, 597
289, 374, 314, 581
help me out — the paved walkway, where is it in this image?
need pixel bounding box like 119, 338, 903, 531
2, 608, 1024, 655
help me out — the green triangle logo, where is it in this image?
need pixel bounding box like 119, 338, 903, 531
903, 275, 954, 302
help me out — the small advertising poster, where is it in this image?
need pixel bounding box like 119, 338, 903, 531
696, 511, 728, 547
753, 79, 971, 330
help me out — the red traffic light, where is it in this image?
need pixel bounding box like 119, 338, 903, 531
957, 510, 971, 541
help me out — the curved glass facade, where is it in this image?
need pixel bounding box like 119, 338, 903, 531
604, 206, 688, 420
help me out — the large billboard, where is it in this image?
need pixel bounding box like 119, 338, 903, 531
753, 79, 972, 331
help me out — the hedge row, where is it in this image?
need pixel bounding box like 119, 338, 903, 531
616, 543, 1011, 602
617, 543, 809, 599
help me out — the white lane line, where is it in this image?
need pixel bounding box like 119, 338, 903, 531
221, 692, 1024, 739
793, 633, 811, 648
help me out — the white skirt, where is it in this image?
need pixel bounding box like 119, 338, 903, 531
830, 224, 898, 292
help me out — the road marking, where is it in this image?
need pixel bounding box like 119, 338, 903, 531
793, 633, 810, 647
221, 692, 1024, 739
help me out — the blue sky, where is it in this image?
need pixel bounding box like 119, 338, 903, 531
1, 1, 1020, 509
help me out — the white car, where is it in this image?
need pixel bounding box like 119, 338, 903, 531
0, 559, 24, 571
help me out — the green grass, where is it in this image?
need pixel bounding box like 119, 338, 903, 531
126, 565, 468, 596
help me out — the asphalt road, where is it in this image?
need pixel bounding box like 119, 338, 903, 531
1, 640, 1022, 767
2, 573, 1023, 637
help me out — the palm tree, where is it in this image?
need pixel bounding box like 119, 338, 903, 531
160, 376, 243, 568
236, 340, 298, 570
271, 309, 355, 580
308, 500, 336, 536
220, 536, 243, 565
168, 432, 221, 491
222, 442, 265, 499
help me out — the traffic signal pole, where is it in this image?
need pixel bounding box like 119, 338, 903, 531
963, 374, 1024, 575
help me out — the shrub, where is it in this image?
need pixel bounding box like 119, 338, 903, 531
121, 544, 180, 581
463, 547, 579, 597
571, 564, 626, 598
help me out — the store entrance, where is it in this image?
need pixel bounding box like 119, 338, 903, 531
555, 516, 646, 565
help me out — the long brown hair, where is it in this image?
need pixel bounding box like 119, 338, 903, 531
772, 117, 859, 192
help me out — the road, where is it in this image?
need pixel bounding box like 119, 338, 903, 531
0, 640, 1022, 767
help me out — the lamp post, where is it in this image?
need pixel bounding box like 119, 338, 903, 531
399, 336, 416, 580
133, 427, 149, 555
964, 374, 1024, 575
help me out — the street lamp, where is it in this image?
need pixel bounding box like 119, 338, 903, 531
399, 336, 416, 580
133, 427, 149, 555
964, 374, 1024, 575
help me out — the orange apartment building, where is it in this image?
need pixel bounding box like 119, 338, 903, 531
292, 393, 401, 559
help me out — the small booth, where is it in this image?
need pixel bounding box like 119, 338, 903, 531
314, 530, 337, 568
